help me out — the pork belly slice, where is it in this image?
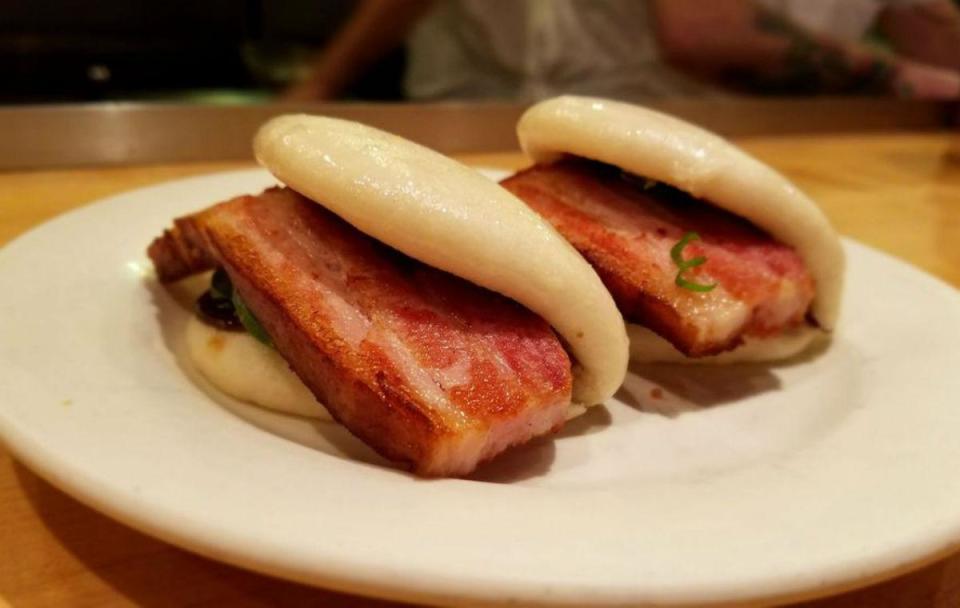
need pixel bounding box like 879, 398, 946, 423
148, 212, 218, 282
500, 159, 815, 357
149, 187, 572, 476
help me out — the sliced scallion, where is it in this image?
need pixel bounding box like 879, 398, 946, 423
231, 290, 274, 347
670, 232, 717, 293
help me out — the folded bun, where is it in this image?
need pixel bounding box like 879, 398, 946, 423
255, 115, 629, 406
517, 96, 844, 362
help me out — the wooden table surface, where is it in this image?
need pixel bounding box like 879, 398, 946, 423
2, 135, 960, 607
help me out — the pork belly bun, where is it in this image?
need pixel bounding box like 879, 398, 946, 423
148, 115, 628, 476
501, 96, 844, 363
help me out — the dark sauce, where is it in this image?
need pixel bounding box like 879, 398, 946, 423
196, 267, 243, 331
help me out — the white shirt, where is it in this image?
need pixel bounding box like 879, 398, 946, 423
405, 0, 717, 101
404, 0, 937, 101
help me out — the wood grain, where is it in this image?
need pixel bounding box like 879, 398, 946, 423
1, 137, 959, 607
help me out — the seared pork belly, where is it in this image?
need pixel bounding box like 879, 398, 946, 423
149, 188, 572, 476
148, 212, 218, 282
501, 159, 815, 357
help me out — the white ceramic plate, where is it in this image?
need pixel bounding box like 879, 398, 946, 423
2, 168, 960, 607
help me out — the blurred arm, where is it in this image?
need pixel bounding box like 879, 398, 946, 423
282, 0, 435, 101
652, 0, 960, 98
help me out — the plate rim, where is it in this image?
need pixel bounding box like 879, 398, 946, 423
2, 167, 960, 607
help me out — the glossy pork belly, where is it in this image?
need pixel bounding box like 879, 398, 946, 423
149, 188, 572, 476
500, 159, 815, 357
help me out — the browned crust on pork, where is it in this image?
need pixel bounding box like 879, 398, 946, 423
147, 212, 218, 282
220, 254, 447, 469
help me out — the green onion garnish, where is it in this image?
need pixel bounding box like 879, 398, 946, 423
231, 291, 274, 347
670, 232, 717, 293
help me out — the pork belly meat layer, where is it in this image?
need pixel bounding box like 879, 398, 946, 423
501, 159, 815, 357
150, 188, 572, 476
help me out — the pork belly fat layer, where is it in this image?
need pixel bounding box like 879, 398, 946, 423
501, 159, 815, 357
151, 188, 572, 476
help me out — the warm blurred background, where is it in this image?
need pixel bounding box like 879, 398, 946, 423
1, 0, 400, 104
4, 0, 960, 105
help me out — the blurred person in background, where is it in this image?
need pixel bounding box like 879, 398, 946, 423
283, 0, 960, 101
